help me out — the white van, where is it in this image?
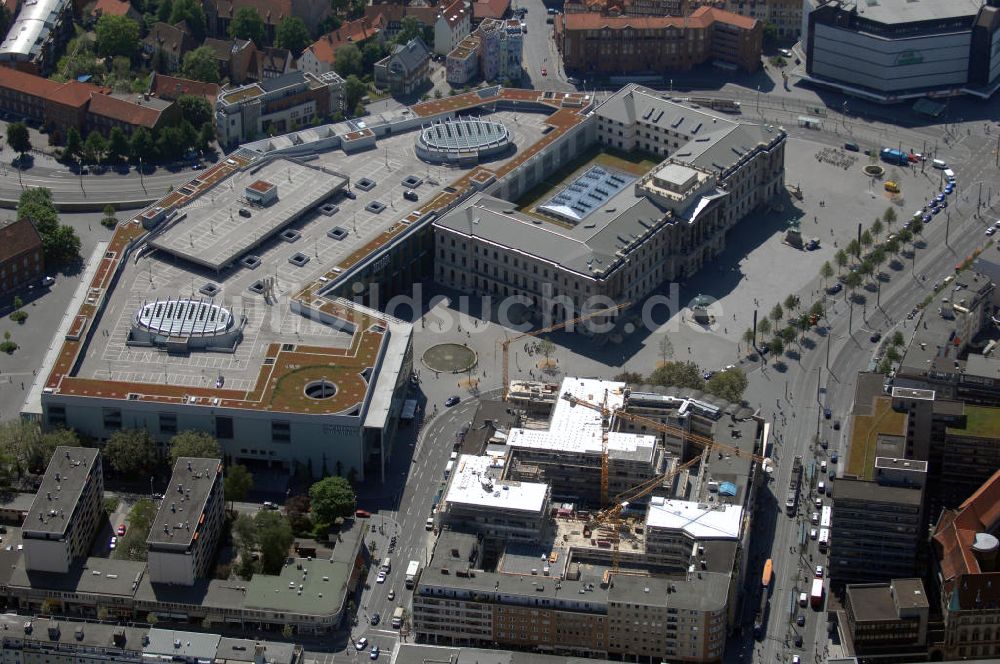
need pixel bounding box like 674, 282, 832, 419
943, 168, 956, 182
799, 592, 808, 607
932, 158, 947, 169
818, 481, 826, 494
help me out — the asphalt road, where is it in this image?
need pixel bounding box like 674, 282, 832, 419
728, 126, 998, 664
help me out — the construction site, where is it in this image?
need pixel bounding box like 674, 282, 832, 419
414, 365, 771, 662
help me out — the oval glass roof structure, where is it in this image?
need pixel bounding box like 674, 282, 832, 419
419, 118, 510, 154
135, 298, 233, 337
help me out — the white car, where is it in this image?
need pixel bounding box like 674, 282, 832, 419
779, 48, 793, 57
809, 528, 818, 540
815, 565, 824, 578
987, 227, 996, 236
376, 571, 387, 584
388, 589, 395, 600
41, 276, 55, 287
110, 536, 117, 550
355, 638, 368, 651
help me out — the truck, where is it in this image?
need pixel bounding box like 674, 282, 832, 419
810, 578, 825, 609
391, 606, 405, 629
405, 560, 420, 589
761, 558, 773, 592
880, 147, 909, 166
785, 456, 803, 515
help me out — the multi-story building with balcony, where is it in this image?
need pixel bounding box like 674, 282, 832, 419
146, 457, 225, 586
22, 447, 102, 574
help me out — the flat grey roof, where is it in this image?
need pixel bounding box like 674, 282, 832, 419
148, 457, 221, 549
243, 556, 352, 615
835, 0, 982, 25
145, 628, 221, 660
395, 644, 621, 664
149, 158, 347, 271
23, 447, 99, 537
846, 583, 899, 622
216, 637, 298, 663
833, 477, 923, 506
0, 613, 148, 653
9, 556, 147, 597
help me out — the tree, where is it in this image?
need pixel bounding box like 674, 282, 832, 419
910, 218, 924, 237
844, 270, 863, 293
309, 475, 356, 524
7, 122, 30, 159
783, 294, 800, 313
42, 223, 81, 265
18, 187, 58, 235
344, 75, 367, 116
834, 249, 848, 273
82, 131, 107, 166
130, 126, 154, 161
174, 95, 213, 128
614, 370, 644, 383
335, 44, 363, 78
885, 236, 901, 258
891, 330, 905, 347
362, 41, 384, 71
885, 346, 901, 363
860, 258, 874, 280
168, 430, 220, 464
255, 510, 293, 574
395, 15, 423, 44
103, 429, 157, 476
536, 338, 556, 362
157, 0, 174, 22
757, 317, 772, 336
224, 464, 253, 505
107, 126, 129, 162
285, 494, 312, 533
883, 206, 897, 230
102, 204, 117, 228
769, 336, 784, 357
63, 127, 82, 161
860, 229, 874, 250
198, 122, 215, 152
780, 325, 797, 346
275, 16, 310, 55
846, 238, 861, 260
647, 361, 704, 390
820, 261, 834, 286
95, 14, 140, 58
762, 22, 778, 47
182, 46, 220, 83
658, 335, 673, 364
742, 327, 755, 348
229, 6, 266, 45
705, 368, 748, 403
114, 498, 157, 560
871, 218, 884, 242
169, 0, 205, 41
282, 624, 294, 639
769, 303, 784, 325
809, 300, 825, 320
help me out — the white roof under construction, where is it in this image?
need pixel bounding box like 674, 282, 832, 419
445, 454, 548, 514
645, 496, 742, 540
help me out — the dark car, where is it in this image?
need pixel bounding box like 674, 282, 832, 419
445, 395, 460, 407
344, 190, 357, 200
833, 420, 841, 430
370, 613, 380, 625
403, 190, 418, 202
827, 282, 843, 294
843, 142, 859, 152
796, 614, 805, 626
823, 408, 832, 419
870, 331, 882, 343
794, 634, 803, 647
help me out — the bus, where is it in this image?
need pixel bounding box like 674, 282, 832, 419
818, 527, 830, 552
820, 506, 832, 530
761, 558, 773, 592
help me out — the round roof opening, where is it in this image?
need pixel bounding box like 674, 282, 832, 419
972, 532, 999, 554
304, 380, 338, 400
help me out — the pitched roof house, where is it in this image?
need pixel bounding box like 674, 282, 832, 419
297, 15, 386, 75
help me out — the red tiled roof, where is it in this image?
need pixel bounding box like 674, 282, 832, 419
440, 0, 467, 26
933, 469, 1000, 590
472, 0, 508, 21
149, 73, 220, 102
693, 5, 758, 30
307, 15, 385, 65
0, 218, 42, 263
205, 0, 292, 25
87, 93, 164, 129
0, 68, 107, 108
92, 0, 133, 16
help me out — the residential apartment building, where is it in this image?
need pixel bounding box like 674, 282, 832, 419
201, 37, 259, 85
374, 37, 431, 96
214, 70, 343, 146
298, 16, 386, 76
438, 453, 551, 542
85, 93, 176, 136
932, 469, 1000, 661
0, 0, 73, 75
0, 218, 43, 297
446, 34, 480, 85
434, 0, 472, 55
146, 457, 225, 586
142, 21, 196, 72
829, 471, 925, 585
563, 0, 687, 18
842, 578, 929, 657
722, 0, 802, 39
556, 6, 761, 75
204, 0, 332, 45
22, 447, 102, 574
477, 18, 523, 83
